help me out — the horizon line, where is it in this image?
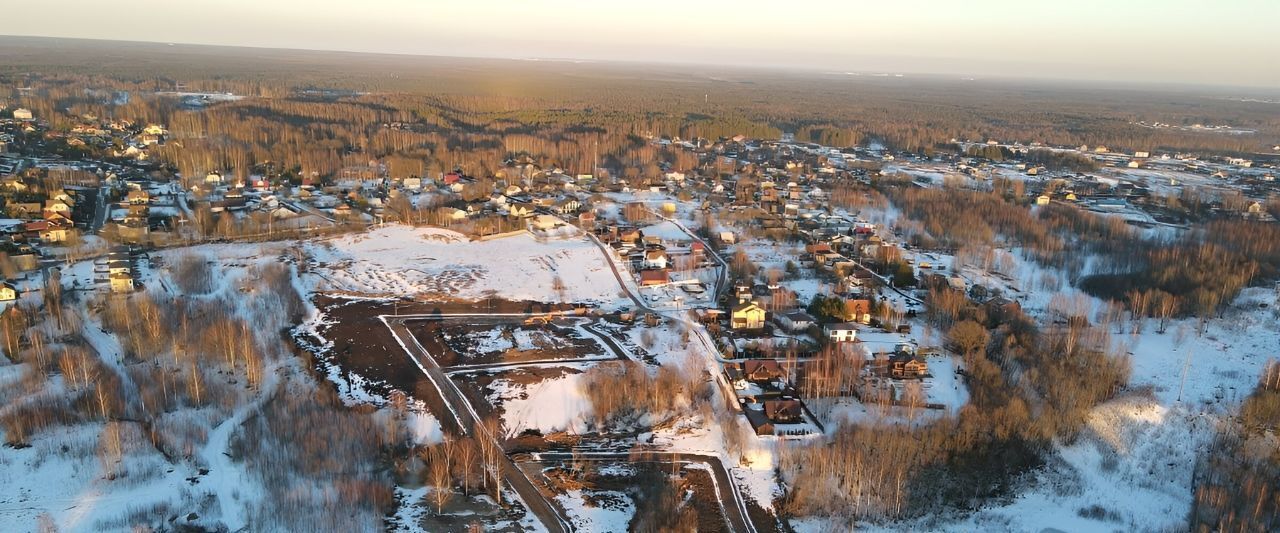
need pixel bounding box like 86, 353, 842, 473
1, 33, 1278, 95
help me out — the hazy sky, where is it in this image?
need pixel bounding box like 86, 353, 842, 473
7, 0, 1279, 88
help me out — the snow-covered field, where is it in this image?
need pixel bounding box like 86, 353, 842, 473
484, 370, 594, 437
556, 489, 635, 531
306, 224, 626, 306
933, 398, 1214, 532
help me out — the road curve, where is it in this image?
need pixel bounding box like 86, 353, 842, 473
524, 451, 757, 533
382, 317, 571, 533
585, 233, 653, 312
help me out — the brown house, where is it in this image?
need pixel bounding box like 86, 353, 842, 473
842, 299, 872, 323
639, 269, 669, 286
763, 399, 804, 424
743, 360, 784, 383
804, 242, 833, 255
888, 353, 929, 379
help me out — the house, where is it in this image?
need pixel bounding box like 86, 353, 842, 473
888, 353, 929, 379
508, 202, 535, 218
695, 308, 723, 324
438, 207, 468, 222
824, 323, 858, 343
842, 299, 872, 323
618, 228, 642, 245
774, 311, 815, 333
7, 202, 42, 218
109, 272, 134, 293
126, 189, 151, 205
1095, 198, 1128, 211
639, 269, 669, 286
12, 108, 32, 121
532, 214, 565, 230
763, 399, 804, 424
578, 210, 597, 228
554, 198, 581, 214
39, 222, 71, 243
43, 200, 72, 218
731, 301, 767, 330
985, 297, 1023, 324
0, 282, 16, 301
743, 360, 784, 383
805, 243, 832, 255
642, 249, 668, 270
1036, 195, 1051, 205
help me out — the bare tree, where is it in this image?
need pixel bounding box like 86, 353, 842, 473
428, 445, 453, 513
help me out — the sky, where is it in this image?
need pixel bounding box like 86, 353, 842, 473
6, 0, 1279, 88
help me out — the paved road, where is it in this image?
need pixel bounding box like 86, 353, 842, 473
650, 211, 729, 301
579, 322, 632, 361
383, 317, 570, 533
91, 185, 109, 232
848, 257, 923, 305
279, 198, 336, 224
525, 451, 757, 533
585, 233, 653, 312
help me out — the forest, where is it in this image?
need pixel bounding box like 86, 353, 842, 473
4, 36, 1279, 196
783, 277, 1130, 521
876, 178, 1280, 322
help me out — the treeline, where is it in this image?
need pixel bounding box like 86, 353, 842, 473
882, 181, 1277, 318
580, 359, 712, 430
1024, 148, 1100, 172
9, 60, 1280, 193
0, 257, 302, 444
1189, 360, 1280, 532
1081, 220, 1280, 318
389, 412, 506, 517
232, 385, 399, 531
783, 284, 1129, 521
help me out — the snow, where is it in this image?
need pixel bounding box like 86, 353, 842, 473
306, 224, 626, 307
463, 328, 515, 354
924, 355, 969, 412
485, 372, 593, 437
941, 397, 1214, 532
555, 489, 635, 532
0, 241, 320, 532
407, 409, 444, 446
638, 220, 693, 242
1120, 288, 1278, 407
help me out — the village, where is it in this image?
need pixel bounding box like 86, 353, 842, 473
4, 93, 1280, 532
3, 99, 1279, 439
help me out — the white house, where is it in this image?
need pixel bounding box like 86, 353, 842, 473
642, 249, 668, 270
532, 214, 565, 230
824, 323, 858, 343
12, 108, 32, 121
